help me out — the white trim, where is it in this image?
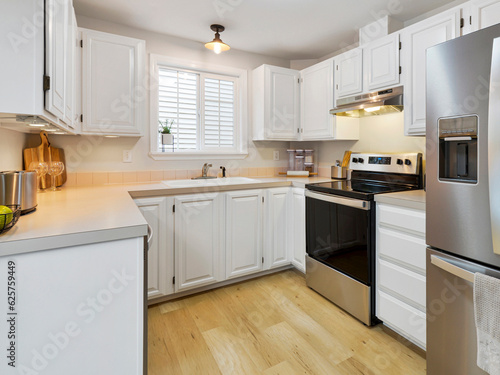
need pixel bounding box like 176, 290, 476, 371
149, 54, 248, 158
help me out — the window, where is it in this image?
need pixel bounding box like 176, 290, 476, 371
151, 55, 248, 160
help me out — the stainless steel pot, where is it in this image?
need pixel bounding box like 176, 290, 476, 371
0, 171, 37, 214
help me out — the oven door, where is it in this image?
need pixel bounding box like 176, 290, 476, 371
305, 190, 372, 285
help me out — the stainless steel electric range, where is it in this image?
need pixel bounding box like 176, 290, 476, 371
305, 152, 423, 325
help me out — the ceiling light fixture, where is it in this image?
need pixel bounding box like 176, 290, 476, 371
204, 24, 230, 54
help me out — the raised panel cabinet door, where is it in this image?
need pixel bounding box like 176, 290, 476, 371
81, 29, 145, 135
470, 0, 500, 31
45, 0, 69, 120
402, 9, 460, 135
291, 188, 306, 272
266, 66, 300, 139
63, 6, 76, 128
300, 59, 335, 140
135, 197, 173, 299
335, 48, 363, 98
365, 33, 400, 91
225, 190, 263, 278
265, 188, 290, 269
175, 194, 223, 292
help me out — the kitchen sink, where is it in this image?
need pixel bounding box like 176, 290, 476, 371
162, 177, 261, 188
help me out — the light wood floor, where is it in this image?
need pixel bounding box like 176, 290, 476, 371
148, 270, 426, 375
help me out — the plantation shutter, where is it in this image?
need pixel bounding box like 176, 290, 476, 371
158, 68, 198, 150
203, 78, 235, 148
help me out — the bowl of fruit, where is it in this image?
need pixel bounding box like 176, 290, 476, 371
0, 205, 21, 235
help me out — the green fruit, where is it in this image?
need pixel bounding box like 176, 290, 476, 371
0, 206, 13, 228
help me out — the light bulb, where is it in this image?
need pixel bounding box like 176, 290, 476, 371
214, 43, 222, 54
364, 106, 381, 113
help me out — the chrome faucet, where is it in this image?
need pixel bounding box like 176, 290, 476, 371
202, 163, 212, 177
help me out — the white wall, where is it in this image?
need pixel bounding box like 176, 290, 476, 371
0, 128, 28, 171
40, 15, 291, 173
312, 113, 425, 167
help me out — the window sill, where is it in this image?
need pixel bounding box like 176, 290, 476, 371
149, 151, 249, 161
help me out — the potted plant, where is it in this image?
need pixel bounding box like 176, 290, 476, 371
158, 119, 174, 145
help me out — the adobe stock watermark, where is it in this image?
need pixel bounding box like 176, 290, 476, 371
213, 0, 244, 19
14, 268, 135, 375
7, 0, 66, 54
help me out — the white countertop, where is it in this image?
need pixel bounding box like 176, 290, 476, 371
375, 189, 426, 210
0, 177, 331, 256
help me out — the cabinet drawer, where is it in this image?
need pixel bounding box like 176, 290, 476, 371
378, 204, 425, 234
377, 290, 426, 348
378, 259, 426, 308
378, 227, 426, 271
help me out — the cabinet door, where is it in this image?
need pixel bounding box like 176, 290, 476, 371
335, 48, 363, 98
265, 188, 290, 269
135, 197, 173, 299
63, 7, 77, 128
81, 29, 145, 136
469, 0, 500, 31
226, 190, 264, 278
266, 66, 300, 139
300, 59, 335, 140
174, 193, 223, 291
402, 9, 461, 135
365, 33, 400, 91
45, 0, 69, 120
290, 188, 306, 273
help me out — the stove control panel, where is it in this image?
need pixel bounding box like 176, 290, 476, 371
349, 153, 421, 174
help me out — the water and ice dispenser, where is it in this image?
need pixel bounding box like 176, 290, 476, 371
438, 115, 478, 183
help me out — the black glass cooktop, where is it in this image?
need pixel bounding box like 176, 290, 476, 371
306, 179, 414, 200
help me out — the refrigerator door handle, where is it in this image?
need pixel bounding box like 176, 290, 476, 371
488, 38, 500, 255
430, 255, 475, 283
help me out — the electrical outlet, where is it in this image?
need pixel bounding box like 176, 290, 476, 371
123, 150, 132, 163
273, 150, 279, 161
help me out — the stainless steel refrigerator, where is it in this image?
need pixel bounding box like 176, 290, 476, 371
426, 23, 500, 374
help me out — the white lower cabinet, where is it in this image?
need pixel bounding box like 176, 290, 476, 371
138, 186, 308, 301
265, 188, 291, 269
135, 197, 174, 299
174, 193, 224, 292
376, 202, 426, 349
225, 190, 264, 278
290, 188, 306, 272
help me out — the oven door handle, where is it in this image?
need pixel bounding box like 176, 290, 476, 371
305, 190, 370, 210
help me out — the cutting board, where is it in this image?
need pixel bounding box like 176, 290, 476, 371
23, 131, 67, 189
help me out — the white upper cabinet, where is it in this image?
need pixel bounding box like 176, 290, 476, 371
225, 190, 264, 278
364, 33, 400, 91
45, 0, 68, 120
81, 29, 145, 136
253, 65, 300, 140
401, 8, 461, 136
300, 58, 336, 140
335, 48, 363, 98
467, 0, 500, 31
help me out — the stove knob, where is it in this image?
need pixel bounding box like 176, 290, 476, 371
405, 159, 412, 166
358, 158, 364, 163
397, 159, 404, 165
352, 158, 358, 163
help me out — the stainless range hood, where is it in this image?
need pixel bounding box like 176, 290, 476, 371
330, 86, 403, 117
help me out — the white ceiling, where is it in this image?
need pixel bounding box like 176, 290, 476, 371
73, 0, 457, 60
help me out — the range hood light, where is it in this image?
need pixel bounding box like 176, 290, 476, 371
330, 86, 404, 118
